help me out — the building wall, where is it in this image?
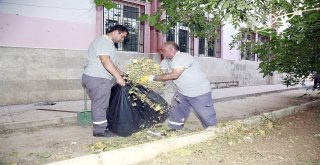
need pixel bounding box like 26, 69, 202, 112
198, 57, 271, 86
0, 46, 283, 105
0, 0, 97, 50
0, 1, 284, 105
0, 46, 86, 105
0, 46, 149, 105
221, 23, 241, 60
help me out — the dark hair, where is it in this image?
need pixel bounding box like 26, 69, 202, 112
164, 41, 180, 51
106, 25, 129, 35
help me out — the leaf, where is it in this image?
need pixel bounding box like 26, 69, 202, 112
222, 1, 230, 10
154, 104, 162, 111
9, 151, 18, 157
94, 0, 117, 10
149, 12, 162, 26
155, 24, 167, 32
138, 14, 149, 22
37, 152, 52, 159
266, 121, 273, 130
104, 1, 117, 10
94, 0, 103, 6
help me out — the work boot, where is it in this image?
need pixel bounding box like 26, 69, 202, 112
205, 126, 216, 131
93, 129, 115, 137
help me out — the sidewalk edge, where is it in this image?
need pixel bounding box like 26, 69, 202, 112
214, 86, 301, 102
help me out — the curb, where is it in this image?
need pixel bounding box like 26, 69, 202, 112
0, 87, 302, 130
46, 99, 320, 165
213, 86, 301, 102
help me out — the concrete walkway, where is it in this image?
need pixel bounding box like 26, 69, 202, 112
0, 83, 312, 130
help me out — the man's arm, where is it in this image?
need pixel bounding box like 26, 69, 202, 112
116, 66, 125, 76
154, 67, 185, 81
99, 55, 125, 86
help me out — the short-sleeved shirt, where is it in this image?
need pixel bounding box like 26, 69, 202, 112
83, 35, 116, 79
160, 52, 211, 97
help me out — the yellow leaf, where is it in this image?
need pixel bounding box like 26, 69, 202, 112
266, 121, 273, 129
155, 104, 162, 111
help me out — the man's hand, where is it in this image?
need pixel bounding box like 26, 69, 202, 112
118, 70, 126, 76
99, 55, 125, 86
147, 75, 155, 81
116, 76, 126, 87
140, 75, 155, 83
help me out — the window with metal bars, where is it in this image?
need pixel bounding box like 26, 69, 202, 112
256, 34, 270, 61
166, 15, 221, 57
198, 28, 221, 57
240, 31, 255, 60
165, 21, 192, 54
103, 2, 145, 52
198, 39, 216, 57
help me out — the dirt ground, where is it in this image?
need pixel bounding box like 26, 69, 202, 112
137, 107, 320, 165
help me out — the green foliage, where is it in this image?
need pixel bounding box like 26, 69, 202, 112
144, 0, 264, 39
229, 0, 320, 86
256, 3, 320, 86
138, 14, 149, 22
94, 0, 116, 10
94, 0, 320, 86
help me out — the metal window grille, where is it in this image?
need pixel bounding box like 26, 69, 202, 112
258, 34, 269, 43
165, 20, 192, 54
165, 17, 221, 57
103, 2, 145, 52
256, 34, 270, 61
240, 31, 255, 60
198, 28, 221, 57
166, 28, 189, 53
208, 40, 215, 57
166, 29, 175, 42
178, 29, 189, 52
199, 38, 205, 55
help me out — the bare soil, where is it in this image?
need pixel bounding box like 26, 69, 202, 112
137, 107, 320, 165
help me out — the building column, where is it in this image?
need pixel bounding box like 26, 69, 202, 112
96, 6, 104, 37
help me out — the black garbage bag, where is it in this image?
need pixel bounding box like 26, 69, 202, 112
107, 83, 169, 137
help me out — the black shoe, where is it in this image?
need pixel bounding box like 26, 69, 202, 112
167, 129, 177, 132
93, 130, 115, 137
166, 128, 181, 132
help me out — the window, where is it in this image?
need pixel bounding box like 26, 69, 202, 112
240, 31, 255, 60
166, 22, 191, 54
178, 29, 188, 52
207, 40, 215, 57
199, 38, 205, 55
167, 29, 175, 42
258, 34, 269, 43
198, 28, 221, 57
256, 34, 270, 61
104, 2, 145, 52
165, 17, 221, 57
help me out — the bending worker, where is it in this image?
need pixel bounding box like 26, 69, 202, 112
145, 41, 217, 131
82, 25, 128, 137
